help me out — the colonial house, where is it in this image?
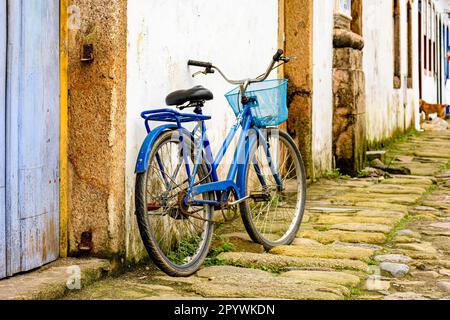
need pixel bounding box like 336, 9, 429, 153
0, 0, 449, 278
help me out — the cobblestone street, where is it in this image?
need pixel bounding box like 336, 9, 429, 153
63, 126, 450, 300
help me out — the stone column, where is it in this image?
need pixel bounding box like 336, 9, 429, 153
67, 0, 127, 262
332, 1, 366, 176
285, 0, 314, 178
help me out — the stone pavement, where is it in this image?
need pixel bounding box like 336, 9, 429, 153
36, 126, 450, 300
0, 258, 110, 300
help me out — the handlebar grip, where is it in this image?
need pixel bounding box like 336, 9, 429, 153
188, 60, 213, 68
273, 49, 284, 62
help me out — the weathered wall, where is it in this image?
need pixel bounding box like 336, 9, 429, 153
125, 0, 279, 260
285, 0, 314, 178
363, 0, 420, 144
420, 0, 450, 105
332, 7, 366, 177
67, 0, 127, 259
311, 0, 334, 176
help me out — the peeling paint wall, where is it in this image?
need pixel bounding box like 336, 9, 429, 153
363, 0, 420, 145
125, 0, 279, 260
67, 0, 127, 259
312, 0, 334, 176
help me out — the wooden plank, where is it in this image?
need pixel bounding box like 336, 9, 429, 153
0, 0, 7, 279
19, 0, 60, 270
60, 0, 69, 258
6, 0, 23, 276
6, 0, 60, 274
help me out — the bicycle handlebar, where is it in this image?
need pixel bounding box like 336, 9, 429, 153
188, 60, 213, 69
188, 49, 289, 86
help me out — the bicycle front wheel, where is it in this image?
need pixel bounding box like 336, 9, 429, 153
240, 129, 306, 250
135, 130, 214, 277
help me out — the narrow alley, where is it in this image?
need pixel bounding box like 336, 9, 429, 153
54, 123, 450, 300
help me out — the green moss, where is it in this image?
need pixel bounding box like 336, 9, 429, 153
204, 236, 235, 267
367, 128, 420, 152
346, 288, 364, 300
385, 213, 412, 244
324, 169, 343, 179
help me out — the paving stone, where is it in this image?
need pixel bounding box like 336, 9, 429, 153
329, 223, 391, 233
436, 171, 450, 179
308, 207, 360, 214
222, 232, 252, 242
437, 282, 450, 293
280, 270, 361, 287
430, 222, 450, 230
316, 215, 398, 226
331, 193, 420, 206
439, 269, 450, 277
352, 202, 409, 213
270, 244, 374, 261
0, 258, 111, 300
393, 235, 419, 243
218, 252, 369, 272
299, 230, 387, 245
396, 229, 420, 237
332, 241, 383, 251
410, 271, 440, 279
379, 262, 410, 278
382, 177, 434, 187
396, 242, 438, 254
367, 184, 426, 195
384, 292, 428, 300
420, 228, 450, 237
365, 276, 391, 291
374, 254, 412, 264
192, 266, 348, 300
292, 238, 322, 246
415, 206, 438, 211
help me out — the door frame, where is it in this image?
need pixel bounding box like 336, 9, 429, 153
0, 0, 6, 280
59, 0, 69, 258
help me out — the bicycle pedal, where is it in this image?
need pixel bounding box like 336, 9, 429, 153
147, 202, 162, 211
249, 193, 271, 202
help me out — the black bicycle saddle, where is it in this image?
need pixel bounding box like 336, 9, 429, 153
166, 86, 214, 106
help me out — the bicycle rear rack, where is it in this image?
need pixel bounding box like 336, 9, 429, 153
141, 108, 211, 123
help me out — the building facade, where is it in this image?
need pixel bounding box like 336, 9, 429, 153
1, 0, 449, 276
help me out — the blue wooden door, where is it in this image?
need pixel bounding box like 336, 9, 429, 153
1, 0, 60, 278
0, 0, 6, 280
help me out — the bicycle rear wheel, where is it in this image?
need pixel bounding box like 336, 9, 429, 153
135, 130, 214, 277
240, 129, 306, 250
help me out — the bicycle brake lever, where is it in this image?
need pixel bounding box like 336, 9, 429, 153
192, 71, 206, 78
192, 67, 215, 78
282, 56, 297, 63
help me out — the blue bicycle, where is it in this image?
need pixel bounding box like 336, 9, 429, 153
135, 50, 306, 276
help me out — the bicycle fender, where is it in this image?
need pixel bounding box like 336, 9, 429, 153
135, 124, 178, 173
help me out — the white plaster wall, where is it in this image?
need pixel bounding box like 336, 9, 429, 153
125, 0, 279, 259
363, 0, 420, 144
312, 0, 334, 176
420, 0, 450, 105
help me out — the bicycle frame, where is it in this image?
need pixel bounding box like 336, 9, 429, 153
136, 102, 283, 208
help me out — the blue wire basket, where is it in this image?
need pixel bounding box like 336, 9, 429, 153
225, 79, 288, 128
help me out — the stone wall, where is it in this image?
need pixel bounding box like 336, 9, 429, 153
332, 15, 366, 176
67, 0, 127, 261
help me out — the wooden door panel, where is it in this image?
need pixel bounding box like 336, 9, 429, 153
0, 0, 7, 279
6, 0, 60, 275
